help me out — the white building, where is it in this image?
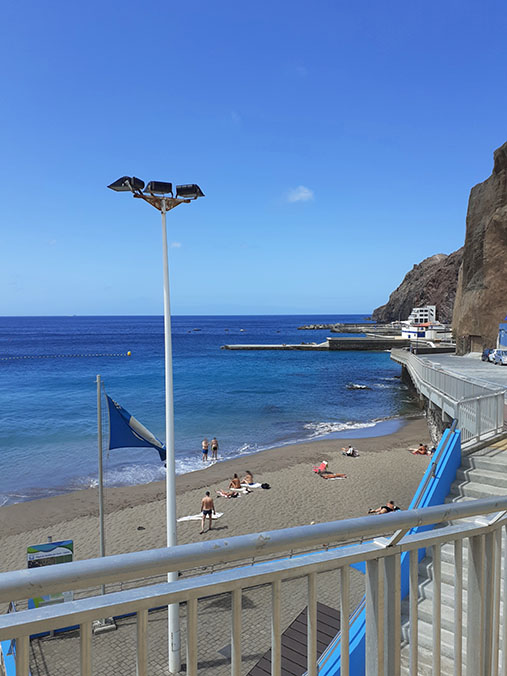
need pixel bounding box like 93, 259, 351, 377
406, 305, 437, 324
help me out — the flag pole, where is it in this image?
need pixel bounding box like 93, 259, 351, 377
96, 374, 106, 596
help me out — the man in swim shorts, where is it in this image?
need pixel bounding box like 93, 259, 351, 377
202, 438, 209, 462
200, 491, 215, 533
211, 437, 219, 461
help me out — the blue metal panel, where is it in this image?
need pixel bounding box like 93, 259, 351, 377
317, 429, 462, 676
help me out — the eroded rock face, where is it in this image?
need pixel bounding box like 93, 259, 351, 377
452, 141, 507, 353
372, 249, 463, 324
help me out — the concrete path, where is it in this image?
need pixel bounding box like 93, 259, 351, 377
421, 352, 507, 397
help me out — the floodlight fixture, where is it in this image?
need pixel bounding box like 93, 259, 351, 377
145, 181, 173, 196
175, 184, 205, 199
107, 176, 145, 192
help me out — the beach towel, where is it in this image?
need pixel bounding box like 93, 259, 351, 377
177, 512, 223, 522
240, 482, 262, 488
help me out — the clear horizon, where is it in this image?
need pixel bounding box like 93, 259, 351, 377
2, 1, 507, 316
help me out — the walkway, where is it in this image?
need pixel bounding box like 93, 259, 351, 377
419, 352, 507, 398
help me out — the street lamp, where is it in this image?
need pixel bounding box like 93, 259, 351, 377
108, 175, 204, 673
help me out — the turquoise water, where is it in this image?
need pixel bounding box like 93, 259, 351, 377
0, 315, 417, 505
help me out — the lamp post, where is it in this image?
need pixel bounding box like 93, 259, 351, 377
108, 176, 204, 673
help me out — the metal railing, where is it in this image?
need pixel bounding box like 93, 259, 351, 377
1, 496, 507, 676
391, 348, 505, 447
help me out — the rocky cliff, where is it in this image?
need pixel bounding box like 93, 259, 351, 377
372, 249, 463, 324
453, 141, 507, 353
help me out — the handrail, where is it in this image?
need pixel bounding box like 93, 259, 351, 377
1, 495, 507, 605
415, 419, 457, 501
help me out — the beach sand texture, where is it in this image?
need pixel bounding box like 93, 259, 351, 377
0, 417, 431, 675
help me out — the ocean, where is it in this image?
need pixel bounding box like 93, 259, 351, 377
0, 315, 418, 506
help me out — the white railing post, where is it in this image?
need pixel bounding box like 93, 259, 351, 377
383, 553, 401, 676
491, 528, 502, 676
432, 545, 441, 676
467, 534, 485, 676
186, 598, 198, 676
80, 621, 92, 676
366, 559, 383, 676
307, 573, 317, 676
340, 566, 350, 676
483, 532, 494, 676
231, 589, 242, 676
454, 539, 463, 676
15, 635, 30, 676
271, 580, 281, 676
409, 550, 418, 676
136, 609, 148, 676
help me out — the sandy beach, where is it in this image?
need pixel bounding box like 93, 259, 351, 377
0, 416, 430, 575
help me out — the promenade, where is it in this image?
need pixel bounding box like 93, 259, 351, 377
418, 352, 507, 398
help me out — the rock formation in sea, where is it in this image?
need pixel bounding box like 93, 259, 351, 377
372, 249, 463, 324
452, 141, 507, 354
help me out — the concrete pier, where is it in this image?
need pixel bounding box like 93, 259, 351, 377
221, 338, 412, 351
221, 343, 328, 351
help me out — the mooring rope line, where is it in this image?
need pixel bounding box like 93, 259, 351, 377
0, 352, 131, 361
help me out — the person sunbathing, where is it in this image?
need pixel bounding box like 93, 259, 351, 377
410, 443, 430, 455
216, 488, 239, 499
312, 461, 330, 474
320, 472, 347, 479
342, 445, 359, 457
368, 500, 400, 514
229, 473, 242, 489
241, 470, 254, 485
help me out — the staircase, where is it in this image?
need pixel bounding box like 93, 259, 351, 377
399, 438, 507, 675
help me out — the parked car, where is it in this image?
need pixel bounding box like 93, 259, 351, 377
493, 349, 507, 365
482, 348, 494, 361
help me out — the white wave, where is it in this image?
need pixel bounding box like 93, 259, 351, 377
76, 463, 166, 490
346, 383, 370, 390
303, 421, 377, 438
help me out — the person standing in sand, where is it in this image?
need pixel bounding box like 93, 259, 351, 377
211, 437, 219, 461
202, 438, 209, 462
200, 491, 215, 533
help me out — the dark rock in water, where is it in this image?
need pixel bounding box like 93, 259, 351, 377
372, 249, 463, 324
346, 383, 371, 390
453, 141, 507, 353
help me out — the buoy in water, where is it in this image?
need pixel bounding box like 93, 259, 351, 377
127, 351, 131, 357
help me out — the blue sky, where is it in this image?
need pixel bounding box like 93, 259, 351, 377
1, 1, 506, 316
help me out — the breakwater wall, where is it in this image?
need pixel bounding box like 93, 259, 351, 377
221, 338, 412, 351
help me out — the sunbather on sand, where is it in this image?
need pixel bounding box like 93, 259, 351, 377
320, 472, 347, 479
312, 461, 329, 474
342, 446, 359, 457
229, 473, 242, 489
241, 470, 254, 485
410, 443, 430, 455
368, 500, 400, 514
216, 488, 239, 499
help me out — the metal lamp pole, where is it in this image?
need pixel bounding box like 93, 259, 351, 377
160, 198, 180, 673
107, 177, 204, 674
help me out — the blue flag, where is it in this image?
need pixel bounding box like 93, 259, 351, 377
106, 394, 166, 462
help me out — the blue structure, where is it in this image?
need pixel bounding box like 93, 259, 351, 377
499, 319, 507, 349
317, 427, 462, 676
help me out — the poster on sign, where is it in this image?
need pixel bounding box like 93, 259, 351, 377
27, 540, 74, 608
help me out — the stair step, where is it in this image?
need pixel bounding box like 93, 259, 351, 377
401, 619, 459, 659
449, 482, 507, 499
398, 445, 507, 669
461, 452, 507, 474
400, 643, 458, 676
456, 467, 507, 489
